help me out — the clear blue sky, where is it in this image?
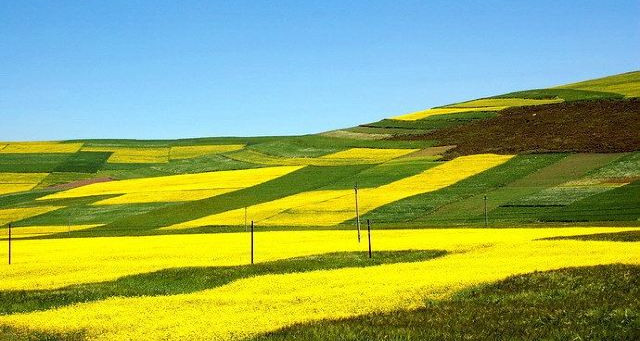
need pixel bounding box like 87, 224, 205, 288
2, 1, 639, 141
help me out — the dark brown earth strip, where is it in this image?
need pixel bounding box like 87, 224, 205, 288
392, 99, 640, 158
47, 177, 113, 190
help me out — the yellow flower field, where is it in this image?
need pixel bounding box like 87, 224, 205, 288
0, 227, 637, 340
319, 148, 418, 161
0, 173, 49, 195
2, 224, 101, 239
446, 97, 563, 108
0, 184, 38, 196
39, 166, 303, 204
391, 97, 564, 121
0, 173, 49, 183
167, 154, 512, 228
391, 106, 507, 121
0, 206, 64, 226
0, 142, 83, 154
82, 146, 170, 163
169, 145, 245, 160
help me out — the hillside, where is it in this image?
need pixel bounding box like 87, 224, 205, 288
1, 71, 639, 239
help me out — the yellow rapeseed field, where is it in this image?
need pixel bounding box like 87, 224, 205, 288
82, 146, 170, 163
0, 173, 49, 184
0, 142, 83, 154
0, 206, 64, 226
167, 154, 512, 228
2, 224, 102, 239
319, 148, 418, 161
446, 98, 563, 108
169, 145, 245, 160
0, 184, 37, 196
0, 173, 49, 195
391, 106, 507, 121
392, 97, 563, 121
39, 166, 303, 205
0, 227, 637, 340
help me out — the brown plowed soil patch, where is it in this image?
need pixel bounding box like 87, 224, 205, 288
394, 99, 640, 157
48, 177, 114, 190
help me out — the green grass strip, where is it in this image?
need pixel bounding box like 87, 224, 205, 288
253, 264, 640, 340
542, 229, 640, 242
489, 88, 624, 102
360, 154, 566, 226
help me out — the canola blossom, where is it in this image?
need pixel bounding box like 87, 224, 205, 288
2, 224, 102, 239
39, 166, 303, 204
169, 145, 245, 160
391, 106, 507, 121
82, 146, 170, 163
0, 206, 64, 226
167, 154, 512, 228
0, 227, 637, 340
392, 97, 564, 121
0, 227, 632, 290
0, 142, 83, 154
0, 184, 37, 196
446, 98, 563, 108
0, 173, 49, 195
319, 148, 418, 161
93, 189, 233, 205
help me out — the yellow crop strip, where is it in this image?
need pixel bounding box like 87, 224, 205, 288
82, 146, 170, 163
446, 98, 563, 108
391, 106, 507, 121
0, 173, 49, 184
2, 224, 101, 239
0, 206, 64, 226
169, 145, 245, 160
555, 71, 640, 97
392, 98, 563, 121
0, 142, 83, 154
93, 189, 232, 205
0, 227, 637, 340
0, 184, 37, 196
0, 173, 49, 195
167, 154, 512, 228
319, 148, 418, 161
39, 166, 303, 204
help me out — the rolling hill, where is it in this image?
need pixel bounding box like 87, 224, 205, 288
0, 71, 639, 239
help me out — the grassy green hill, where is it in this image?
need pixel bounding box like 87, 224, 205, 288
1, 71, 639, 239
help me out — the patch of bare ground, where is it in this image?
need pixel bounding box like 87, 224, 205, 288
48, 177, 113, 190
393, 99, 640, 157
401, 145, 456, 158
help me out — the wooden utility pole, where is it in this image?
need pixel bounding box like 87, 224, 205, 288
483, 195, 488, 228
355, 183, 361, 243
367, 219, 372, 258
7, 223, 11, 265
250, 220, 254, 265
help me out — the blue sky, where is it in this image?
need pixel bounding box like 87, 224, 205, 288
1, 1, 639, 141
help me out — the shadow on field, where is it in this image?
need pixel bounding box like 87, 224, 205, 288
540, 229, 640, 242
253, 264, 640, 341
0, 250, 446, 316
